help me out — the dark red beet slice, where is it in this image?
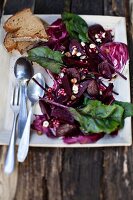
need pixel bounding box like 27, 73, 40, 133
87, 79, 99, 97
51, 107, 74, 124
56, 124, 79, 136
98, 60, 112, 79
66, 68, 80, 82
88, 24, 113, 45
62, 74, 72, 97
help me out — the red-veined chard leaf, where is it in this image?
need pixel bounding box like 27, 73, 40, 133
28, 47, 63, 74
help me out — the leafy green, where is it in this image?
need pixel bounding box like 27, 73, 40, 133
62, 12, 89, 42
28, 47, 63, 74
69, 100, 125, 134
114, 101, 133, 118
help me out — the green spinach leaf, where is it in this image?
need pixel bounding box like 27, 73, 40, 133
62, 12, 89, 42
28, 47, 63, 74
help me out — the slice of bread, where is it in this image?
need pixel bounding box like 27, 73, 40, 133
4, 9, 32, 32
3, 8, 48, 53
4, 32, 17, 52
4, 8, 48, 42
17, 41, 36, 53
4, 32, 35, 53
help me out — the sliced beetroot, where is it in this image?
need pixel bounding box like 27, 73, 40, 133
66, 68, 80, 81
69, 39, 86, 55
100, 83, 115, 105
53, 38, 70, 52
63, 56, 98, 72
31, 115, 49, 134
63, 56, 89, 67
56, 94, 69, 104
61, 74, 72, 96
63, 133, 104, 144
39, 100, 51, 119
88, 24, 113, 45
76, 80, 91, 98
85, 43, 103, 64
98, 60, 112, 79
110, 129, 118, 136
88, 24, 105, 38
100, 42, 129, 72
56, 123, 79, 137
87, 79, 99, 97
51, 107, 74, 124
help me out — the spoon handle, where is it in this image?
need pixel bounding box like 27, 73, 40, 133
18, 83, 27, 138
17, 106, 32, 162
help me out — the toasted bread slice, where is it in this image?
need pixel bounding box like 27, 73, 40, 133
4, 9, 32, 32
4, 8, 48, 41
4, 32, 36, 53
17, 41, 36, 53
4, 32, 17, 52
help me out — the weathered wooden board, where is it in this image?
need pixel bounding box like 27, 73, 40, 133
0, 0, 133, 200
34, 0, 66, 14
71, 0, 104, 14
4, 0, 35, 14
102, 1, 133, 200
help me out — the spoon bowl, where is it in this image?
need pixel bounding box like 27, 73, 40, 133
17, 73, 45, 162
27, 73, 45, 103
14, 57, 34, 138
14, 57, 33, 81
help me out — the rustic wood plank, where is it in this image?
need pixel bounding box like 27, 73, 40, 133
63, 0, 72, 12
0, 0, 5, 18
15, 147, 104, 200
71, 0, 104, 14
101, 1, 133, 200
62, 149, 103, 200
34, 0, 65, 14
4, 0, 35, 14
104, 0, 125, 16
0, 146, 18, 200
15, 148, 63, 200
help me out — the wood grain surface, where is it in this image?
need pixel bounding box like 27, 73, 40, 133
0, 0, 133, 200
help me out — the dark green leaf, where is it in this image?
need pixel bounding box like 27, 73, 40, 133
28, 47, 63, 74
62, 12, 89, 42
114, 101, 133, 118
69, 100, 124, 134
82, 99, 124, 123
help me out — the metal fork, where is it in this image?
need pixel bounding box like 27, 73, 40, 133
4, 85, 20, 174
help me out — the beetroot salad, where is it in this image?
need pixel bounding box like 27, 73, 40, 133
27, 12, 133, 144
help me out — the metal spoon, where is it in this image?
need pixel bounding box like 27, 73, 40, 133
14, 57, 34, 138
17, 73, 45, 162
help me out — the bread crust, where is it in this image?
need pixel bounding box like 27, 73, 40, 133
4, 33, 17, 51
3, 8, 32, 32
4, 32, 36, 53
3, 8, 48, 53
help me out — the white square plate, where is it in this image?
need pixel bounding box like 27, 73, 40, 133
0, 15, 131, 147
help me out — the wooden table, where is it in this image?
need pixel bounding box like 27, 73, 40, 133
0, 0, 133, 199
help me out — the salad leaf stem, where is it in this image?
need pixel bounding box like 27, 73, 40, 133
32, 78, 47, 92
43, 98, 69, 109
